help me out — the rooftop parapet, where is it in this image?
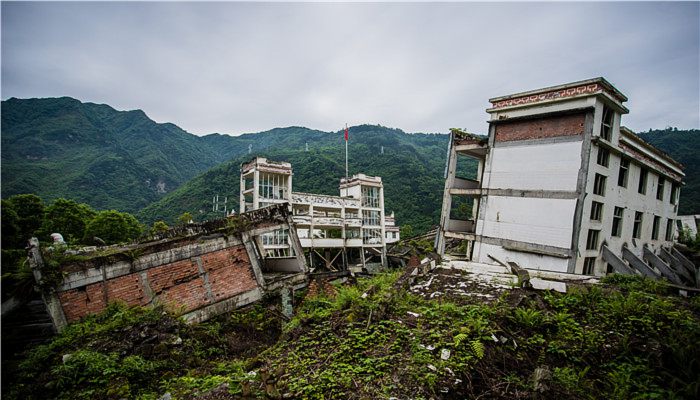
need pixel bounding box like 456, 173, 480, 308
340, 173, 383, 188
487, 77, 629, 114
241, 157, 293, 175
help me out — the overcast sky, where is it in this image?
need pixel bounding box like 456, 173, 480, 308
2, 1, 699, 136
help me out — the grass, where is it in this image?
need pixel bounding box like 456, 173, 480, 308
4, 273, 700, 399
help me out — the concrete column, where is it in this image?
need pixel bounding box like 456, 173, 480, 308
27, 238, 68, 332
437, 139, 457, 254
240, 172, 246, 213
253, 169, 260, 209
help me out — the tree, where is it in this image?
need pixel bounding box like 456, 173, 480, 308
178, 212, 194, 226
400, 224, 414, 239
83, 210, 143, 245
150, 220, 170, 236
40, 198, 97, 243
7, 194, 44, 242
1, 199, 22, 248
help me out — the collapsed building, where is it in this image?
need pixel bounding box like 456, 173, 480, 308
437, 77, 695, 284
28, 204, 308, 331
240, 157, 399, 272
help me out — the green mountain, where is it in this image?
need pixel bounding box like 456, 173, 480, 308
3, 97, 697, 234
1, 98, 327, 213
638, 128, 700, 216
138, 125, 452, 234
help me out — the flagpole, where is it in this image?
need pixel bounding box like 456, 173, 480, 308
345, 123, 349, 179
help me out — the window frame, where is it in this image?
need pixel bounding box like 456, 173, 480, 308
611, 206, 624, 237
633, 211, 643, 239
638, 168, 648, 195
593, 173, 607, 196
618, 158, 630, 187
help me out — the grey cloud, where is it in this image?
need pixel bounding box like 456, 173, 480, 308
2, 2, 698, 136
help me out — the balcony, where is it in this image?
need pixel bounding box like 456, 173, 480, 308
448, 177, 482, 196
345, 238, 363, 247
299, 238, 345, 248
444, 218, 477, 240
313, 217, 344, 227
292, 215, 312, 225
345, 218, 362, 228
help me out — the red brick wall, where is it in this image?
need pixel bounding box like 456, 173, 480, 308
58, 244, 257, 322
494, 113, 586, 143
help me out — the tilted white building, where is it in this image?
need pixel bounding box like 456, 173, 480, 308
437, 77, 686, 277
240, 157, 397, 271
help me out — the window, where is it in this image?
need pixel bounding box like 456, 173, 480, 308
633, 211, 643, 239
258, 173, 288, 200
600, 107, 613, 141
611, 207, 624, 237
583, 257, 596, 275
362, 210, 380, 226
618, 158, 629, 187
346, 229, 360, 239
670, 183, 679, 204
596, 147, 610, 167
638, 168, 648, 194
586, 229, 600, 250
656, 177, 665, 201
361, 186, 380, 208
362, 228, 382, 244
665, 219, 674, 241
590, 201, 603, 221
651, 216, 661, 240
593, 173, 606, 196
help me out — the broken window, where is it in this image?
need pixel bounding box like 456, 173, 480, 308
656, 177, 665, 201
593, 173, 606, 196
362, 210, 381, 226
596, 147, 610, 168
633, 211, 643, 239
362, 228, 382, 245
590, 201, 603, 221
361, 186, 380, 208
665, 219, 674, 241
611, 207, 624, 237
259, 173, 288, 200
583, 257, 596, 275
670, 183, 679, 204
638, 168, 648, 195
346, 228, 361, 238
586, 229, 600, 250
618, 158, 629, 187
600, 107, 613, 141
651, 216, 661, 240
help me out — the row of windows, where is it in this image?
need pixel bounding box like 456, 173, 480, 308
586, 206, 675, 252
595, 147, 679, 204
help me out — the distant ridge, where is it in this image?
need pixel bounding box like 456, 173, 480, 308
2, 97, 697, 234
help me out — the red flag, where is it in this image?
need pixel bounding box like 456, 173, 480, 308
344, 126, 349, 141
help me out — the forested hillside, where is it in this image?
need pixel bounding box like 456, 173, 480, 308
3, 97, 698, 235
638, 128, 700, 215
0, 98, 329, 213
138, 126, 451, 234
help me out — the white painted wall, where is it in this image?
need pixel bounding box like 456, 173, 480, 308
475, 243, 570, 273
484, 140, 582, 191
477, 196, 577, 249
577, 142, 682, 274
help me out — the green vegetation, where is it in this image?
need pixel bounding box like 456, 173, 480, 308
4, 98, 698, 236
83, 210, 143, 245
5, 273, 699, 399
139, 125, 455, 235
4, 302, 281, 400
639, 128, 700, 215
